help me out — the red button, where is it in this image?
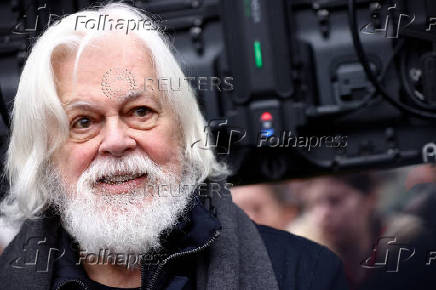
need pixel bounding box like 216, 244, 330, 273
260, 112, 273, 121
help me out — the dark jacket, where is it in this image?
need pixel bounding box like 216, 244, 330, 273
0, 194, 348, 290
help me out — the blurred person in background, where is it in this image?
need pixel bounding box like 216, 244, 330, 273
405, 163, 436, 190
291, 173, 379, 290
231, 183, 300, 230
360, 165, 436, 290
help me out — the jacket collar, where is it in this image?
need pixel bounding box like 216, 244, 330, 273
0, 194, 221, 290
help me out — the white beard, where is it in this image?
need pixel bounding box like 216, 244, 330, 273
49, 151, 199, 256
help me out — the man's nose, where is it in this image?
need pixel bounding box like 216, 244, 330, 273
99, 117, 136, 157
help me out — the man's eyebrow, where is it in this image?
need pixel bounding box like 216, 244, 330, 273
63, 100, 104, 112
62, 91, 161, 111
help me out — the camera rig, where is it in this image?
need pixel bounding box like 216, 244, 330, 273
1, 0, 436, 190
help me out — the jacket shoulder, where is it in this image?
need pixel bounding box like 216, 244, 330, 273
256, 224, 349, 290
0, 216, 60, 290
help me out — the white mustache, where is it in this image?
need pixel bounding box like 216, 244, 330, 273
76, 152, 169, 193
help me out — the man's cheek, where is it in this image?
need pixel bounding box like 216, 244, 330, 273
146, 144, 178, 166
135, 134, 180, 164
65, 143, 99, 178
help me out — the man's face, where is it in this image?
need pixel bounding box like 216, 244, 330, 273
305, 178, 371, 245
52, 33, 182, 195
48, 33, 195, 254
232, 185, 290, 230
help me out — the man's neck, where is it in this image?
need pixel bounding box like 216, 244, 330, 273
83, 262, 141, 288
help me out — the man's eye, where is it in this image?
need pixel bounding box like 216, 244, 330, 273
132, 106, 151, 117
72, 117, 92, 129
126, 106, 158, 130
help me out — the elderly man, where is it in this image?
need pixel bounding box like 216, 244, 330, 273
0, 3, 348, 290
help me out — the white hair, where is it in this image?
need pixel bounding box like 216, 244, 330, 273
1, 3, 229, 223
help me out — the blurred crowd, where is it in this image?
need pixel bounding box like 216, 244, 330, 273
0, 163, 435, 289
231, 163, 436, 290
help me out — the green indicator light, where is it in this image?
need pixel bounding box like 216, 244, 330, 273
254, 41, 263, 68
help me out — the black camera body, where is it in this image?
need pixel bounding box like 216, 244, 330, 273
1, 0, 436, 190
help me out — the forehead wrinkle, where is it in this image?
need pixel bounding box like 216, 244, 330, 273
116, 89, 162, 106
116, 90, 142, 105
